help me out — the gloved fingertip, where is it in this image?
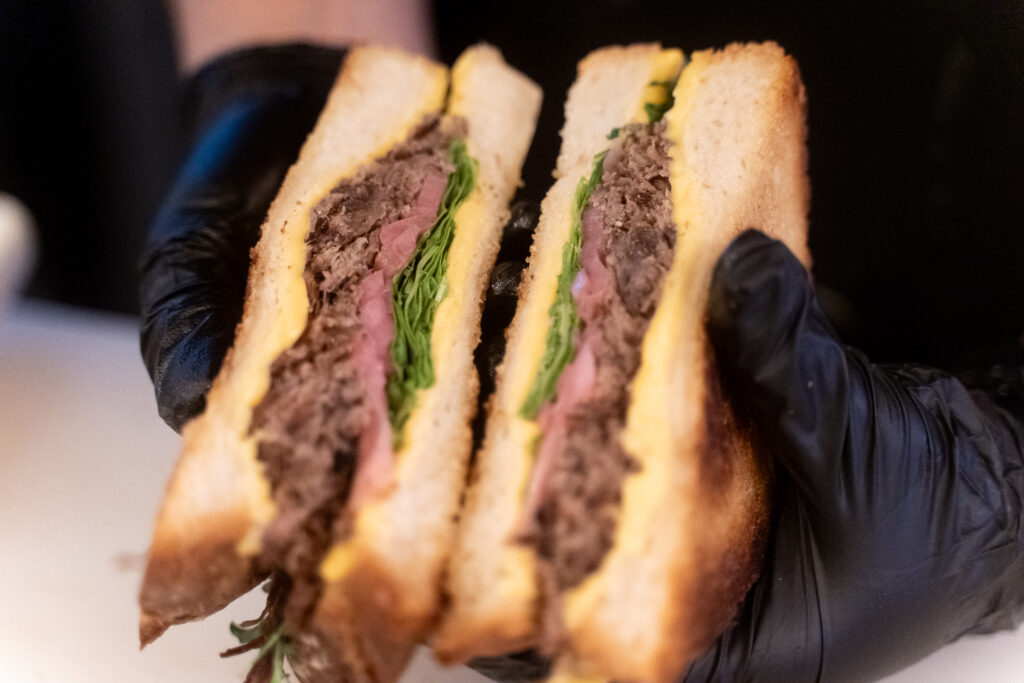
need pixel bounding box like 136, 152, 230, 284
143, 306, 232, 433
708, 228, 812, 364
158, 387, 206, 434
154, 340, 214, 433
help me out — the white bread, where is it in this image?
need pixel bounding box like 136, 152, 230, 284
309, 45, 541, 683
560, 42, 809, 682
433, 44, 684, 663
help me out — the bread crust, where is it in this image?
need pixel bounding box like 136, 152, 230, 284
139, 45, 451, 644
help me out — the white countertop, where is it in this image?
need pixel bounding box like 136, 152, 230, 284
0, 300, 1020, 682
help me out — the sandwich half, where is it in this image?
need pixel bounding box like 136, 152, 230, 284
138, 44, 541, 682
435, 42, 809, 683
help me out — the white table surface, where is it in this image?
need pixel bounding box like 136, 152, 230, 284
0, 300, 1020, 682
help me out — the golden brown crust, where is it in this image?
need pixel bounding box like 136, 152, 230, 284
139, 516, 262, 646
652, 349, 771, 679
315, 555, 422, 683
288, 626, 363, 683
693, 352, 771, 634
138, 422, 270, 646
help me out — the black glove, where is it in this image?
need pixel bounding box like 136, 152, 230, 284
140, 44, 345, 431
470, 229, 1024, 683
681, 229, 1024, 682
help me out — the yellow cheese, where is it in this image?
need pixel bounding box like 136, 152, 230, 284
429, 193, 486, 382
633, 48, 685, 123
321, 539, 359, 582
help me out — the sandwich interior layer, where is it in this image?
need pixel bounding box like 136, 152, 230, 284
522, 119, 677, 643
247, 114, 470, 640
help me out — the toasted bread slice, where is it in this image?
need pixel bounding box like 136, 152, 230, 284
558, 42, 809, 682
433, 44, 684, 663
139, 45, 450, 647
307, 45, 541, 683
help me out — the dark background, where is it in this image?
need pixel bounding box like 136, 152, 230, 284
2, 0, 1022, 368
0, 1, 180, 313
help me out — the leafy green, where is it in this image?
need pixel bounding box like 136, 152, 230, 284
644, 79, 677, 123
258, 628, 289, 683
227, 621, 290, 683
387, 139, 478, 441
230, 620, 265, 645
607, 127, 620, 140
519, 151, 607, 419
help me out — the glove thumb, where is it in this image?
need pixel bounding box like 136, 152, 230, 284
707, 229, 854, 502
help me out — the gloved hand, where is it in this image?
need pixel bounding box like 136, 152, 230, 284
683, 229, 1024, 682
138, 44, 536, 432
470, 229, 1024, 683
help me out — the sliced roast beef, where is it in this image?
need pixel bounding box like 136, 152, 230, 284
250, 115, 463, 628
533, 121, 675, 593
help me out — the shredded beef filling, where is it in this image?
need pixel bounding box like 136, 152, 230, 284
535, 121, 675, 592
249, 115, 458, 628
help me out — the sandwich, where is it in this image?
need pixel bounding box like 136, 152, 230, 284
435, 42, 810, 682
138, 44, 541, 682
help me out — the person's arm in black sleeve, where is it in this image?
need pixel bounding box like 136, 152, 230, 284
682, 229, 1024, 682
139, 44, 344, 431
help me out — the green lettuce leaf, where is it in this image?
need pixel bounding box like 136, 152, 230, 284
387, 139, 478, 442
644, 79, 677, 123
519, 151, 606, 419
227, 621, 290, 682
